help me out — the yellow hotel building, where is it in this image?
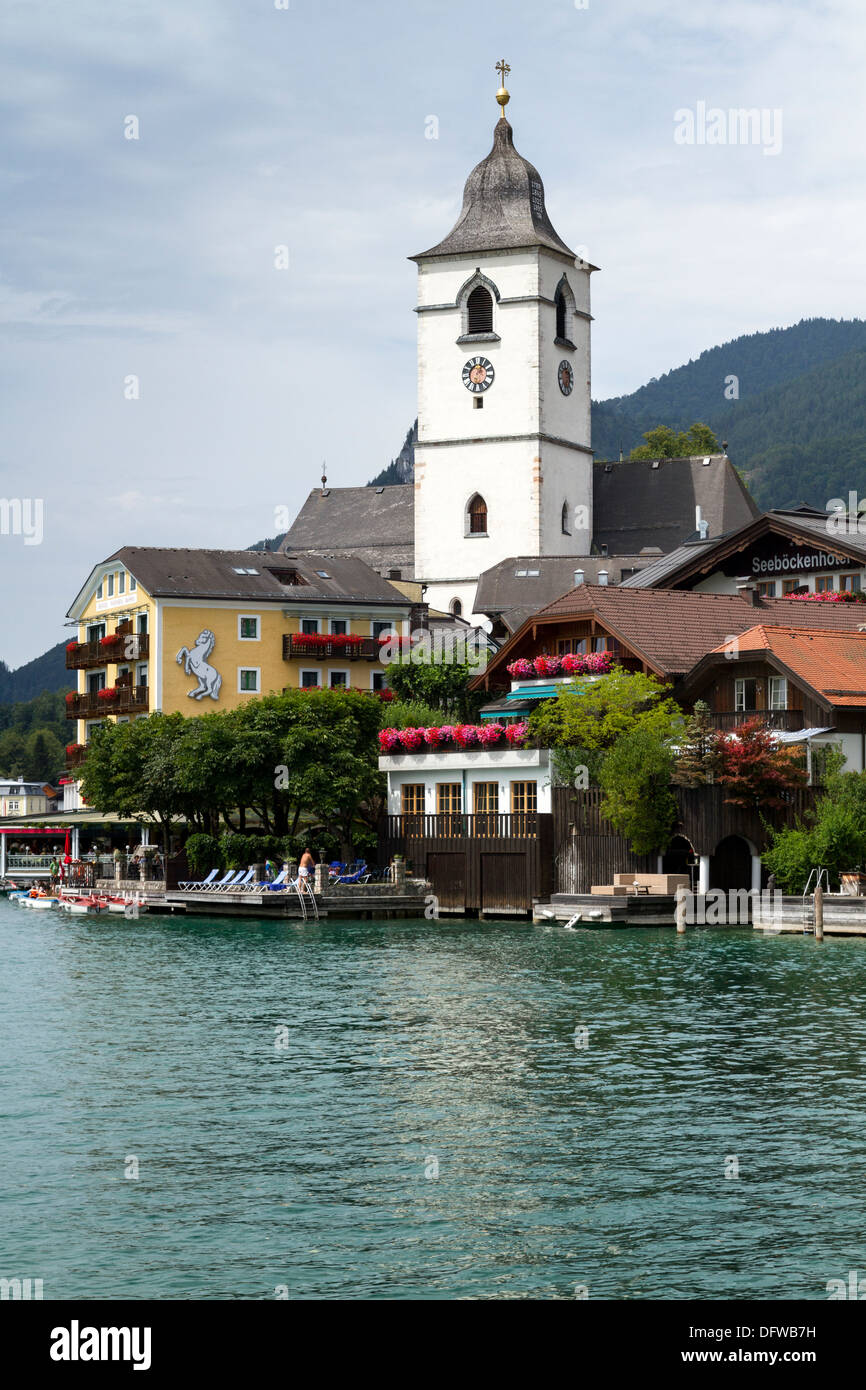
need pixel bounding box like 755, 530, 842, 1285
64, 547, 414, 759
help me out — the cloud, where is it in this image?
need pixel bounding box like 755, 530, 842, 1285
1, 0, 866, 664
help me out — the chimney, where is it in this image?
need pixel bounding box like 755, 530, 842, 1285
735, 575, 759, 606
598, 569, 609, 587
573, 568, 584, 587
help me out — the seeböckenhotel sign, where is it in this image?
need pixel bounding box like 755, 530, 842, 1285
751, 547, 850, 575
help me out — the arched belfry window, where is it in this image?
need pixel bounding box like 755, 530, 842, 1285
555, 288, 567, 341
561, 501, 571, 535
457, 274, 500, 343
554, 277, 576, 346
467, 285, 493, 334
450, 598, 463, 617
467, 494, 488, 536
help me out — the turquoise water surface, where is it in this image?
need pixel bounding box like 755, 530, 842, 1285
1, 896, 865, 1300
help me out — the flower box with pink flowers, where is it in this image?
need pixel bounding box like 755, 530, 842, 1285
506, 651, 613, 680
378, 721, 529, 754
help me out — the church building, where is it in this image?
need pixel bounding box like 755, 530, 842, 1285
281, 65, 756, 628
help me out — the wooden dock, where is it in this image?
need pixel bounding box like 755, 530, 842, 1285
753, 894, 866, 935
533, 892, 682, 926
159, 881, 431, 920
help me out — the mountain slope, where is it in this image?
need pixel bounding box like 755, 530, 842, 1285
0, 640, 68, 703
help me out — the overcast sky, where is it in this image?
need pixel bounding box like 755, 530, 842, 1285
1, 0, 865, 667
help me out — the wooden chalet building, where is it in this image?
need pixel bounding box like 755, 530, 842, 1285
380, 584, 866, 915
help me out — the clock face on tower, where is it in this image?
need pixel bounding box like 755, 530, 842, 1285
462, 356, 495, 393
558, 360, 575, 396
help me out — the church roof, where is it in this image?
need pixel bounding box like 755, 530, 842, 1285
280, 485, 415, 577
474, 554, 656, 634
592, 455, 759, 554
412, 117, 576, 261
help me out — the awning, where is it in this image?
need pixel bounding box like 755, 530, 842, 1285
772, 727, 835, 745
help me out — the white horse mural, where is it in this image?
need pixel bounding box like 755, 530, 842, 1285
176, 629, 222, 701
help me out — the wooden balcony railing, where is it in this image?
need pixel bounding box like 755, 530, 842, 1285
65, 744, 88, 769
710, 710, 806, 732
66, 633, 149, 669
65, 686, 150, 720
382, 811, 539, 841
283, 634, 381, 662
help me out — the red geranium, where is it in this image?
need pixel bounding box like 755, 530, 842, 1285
398, 727, 425, 751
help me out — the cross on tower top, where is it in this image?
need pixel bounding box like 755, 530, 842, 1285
494, 59, 511, 115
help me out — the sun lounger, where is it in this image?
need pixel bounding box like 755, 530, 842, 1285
333, 864, 369, 885
255, 867, 289, 890
223, 868, 257, 892
178, 868, 219, 890
200, 870, 236, 892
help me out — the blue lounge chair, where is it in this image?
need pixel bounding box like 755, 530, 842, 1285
265, 871, 295, 892
334, 863, 369, 885
179, 868, 219, 890
212, 869, 246, 892
255, 867, 288, 890
201, 870, 235, 892
224, 868, 257, 892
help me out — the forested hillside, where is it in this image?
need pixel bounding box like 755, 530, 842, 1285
0, 640, 67, 703
0, 690, 67, 782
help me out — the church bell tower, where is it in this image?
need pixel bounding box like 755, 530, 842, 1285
411, 63, 595, 620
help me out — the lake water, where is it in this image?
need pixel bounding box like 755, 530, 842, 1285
1, 895, 865, 1300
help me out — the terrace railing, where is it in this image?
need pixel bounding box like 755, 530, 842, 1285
710, 709, 806, 733
382, 811, 539, 841
283, 634, 381, 662
66, 634, 149, 669
65, 686, 150, 719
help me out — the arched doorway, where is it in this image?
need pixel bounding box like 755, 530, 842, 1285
710, 835, 753, 892
663, 834, 695, 883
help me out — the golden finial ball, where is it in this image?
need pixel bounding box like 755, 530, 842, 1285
496, 86, 510, 111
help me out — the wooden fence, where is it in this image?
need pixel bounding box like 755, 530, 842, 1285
552, 784, 819, 894
379, 812, 554, 915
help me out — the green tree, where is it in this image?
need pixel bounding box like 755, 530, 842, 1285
763, 769, 866, 891
529, 667, 683, 758
672, 700, 723, 787
0, 729, 26, 777
23, 728, 65, 783
78, 712, 190, 854
598, 729, 678, 855
384, 654, 483, 720
630, 422, 720, 460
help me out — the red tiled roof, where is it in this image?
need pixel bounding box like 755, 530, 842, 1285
711, 625, 866, 707
530, 585, 866, 675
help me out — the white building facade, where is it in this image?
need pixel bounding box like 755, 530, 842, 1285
380, 747, 552, 818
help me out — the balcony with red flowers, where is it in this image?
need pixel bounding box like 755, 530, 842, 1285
65, 626, 149, 670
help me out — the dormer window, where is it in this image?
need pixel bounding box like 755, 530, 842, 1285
467, 286, 493, 334
266, 567, 305, 586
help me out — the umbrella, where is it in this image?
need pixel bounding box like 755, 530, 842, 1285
63, 829, 71, 864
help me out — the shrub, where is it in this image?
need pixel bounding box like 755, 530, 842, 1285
185, 833, 222, 875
